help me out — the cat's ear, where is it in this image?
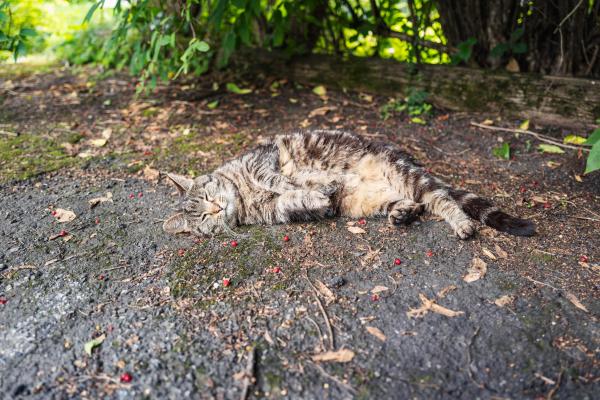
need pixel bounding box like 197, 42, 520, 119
165, 173, 194, 195
163, 213, 190, 234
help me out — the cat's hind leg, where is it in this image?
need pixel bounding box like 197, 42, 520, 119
273, 189, 333, 223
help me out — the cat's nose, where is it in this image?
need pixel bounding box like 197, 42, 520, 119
207, 203, 222, 214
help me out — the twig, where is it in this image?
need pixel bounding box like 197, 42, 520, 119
304, 272, 335, 350
466, 327, 485, 389
525, 276, 560, 291
470, 122, 590, 152
100, 265, 126, 273
546, 369, 564, 400
570, 215, 600, 222
239, 347, 256, 400
305, 316, 326, 352
553, 0, 584, 34
306, 360, 357, 395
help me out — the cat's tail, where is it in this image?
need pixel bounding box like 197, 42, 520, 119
450, 190, 536, 237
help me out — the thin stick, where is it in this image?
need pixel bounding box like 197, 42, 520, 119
305, 316, 326, 352
101, 265, 126, 273
570, 215, 600, 222
304, 273, 335, 350
525, 276, 560, 291
470, 122, 590, 152
546, 369, 564, 400
239, 347, 256, 400
466, 326, 484, 389
306, 360, 357, 395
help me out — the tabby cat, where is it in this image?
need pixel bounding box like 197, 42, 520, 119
163, 130, 535, 239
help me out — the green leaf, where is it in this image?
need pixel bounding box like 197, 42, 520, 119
492, 142, 510, 160
410, 117, 426, 124
512, 42, 527, 54
519, 119, 529, 130
563, 135, 587, 145
584, 142, 600, 174
19, 28, 36, 38
84, 334, 106, 356
538, 144, 565, 154
490, 43, 509, 58
207, 100, 219, 109
84, 0, 104, 23
226, 82, 252, 94
584, 128, 600, 145
312, 85, 327, 97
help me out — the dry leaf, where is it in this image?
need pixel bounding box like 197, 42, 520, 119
371, 285, 389, 294
312, 349, 354, 363
482, 247, 497, 260
54, 208, 76, 223
494, 295, 514, 307
463, 257, 487, 283
481, 119, 494, 125
89, 138, 108, 147
506, 57, 520, 72
359, 316, 376, 325
347, 226, 366, 234
407, 293, 464, 318
494, 244, 508, 259
565, 292, 588, 312
574, 175, 583, 182
88, 192, 113, 208
437, 285, 457, 298
308, 106, 337, 118
366, 326, 386, 342
314, 280, 335, 305
142, 165, 160, 182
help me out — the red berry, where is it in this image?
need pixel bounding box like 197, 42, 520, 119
230, 240, 238, 247
95, 218, 100, 224
371, 294, 380, 302
59, 230, 67, 237
51, 210, 57, 216
143, 150, 153, 156
128, 193, 135, 199
283, 235, 290, 242
177, 248, 185, 257
519, 186, 526, 194
138, 192, 143, 198
394, 258, 402, 265
0, 297, 7, 305
579, 255, 589, 263
120, 373, 132, 383
223, 278, 231, 287
358, 218, 366, 225
426, 250, 433, 257
543, 202, 551, 209
98, 274, 105, 280
273, 266, 281, 273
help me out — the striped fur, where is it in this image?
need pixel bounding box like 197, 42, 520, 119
163, 130, 535, 239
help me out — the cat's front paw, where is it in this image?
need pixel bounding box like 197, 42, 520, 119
387, 200, 424, 225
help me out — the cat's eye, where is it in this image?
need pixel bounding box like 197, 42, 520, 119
200, 213, 209, 222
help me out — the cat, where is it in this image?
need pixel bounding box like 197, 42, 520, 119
163, 130, 535, 239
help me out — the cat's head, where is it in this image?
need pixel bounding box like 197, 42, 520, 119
163, 173, 239, 236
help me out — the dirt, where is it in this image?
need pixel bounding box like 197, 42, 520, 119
0, 64, 598, 399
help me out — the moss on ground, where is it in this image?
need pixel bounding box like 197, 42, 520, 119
0, 132, 81, 182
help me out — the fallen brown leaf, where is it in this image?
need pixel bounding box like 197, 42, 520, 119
482, 247, 497, 260
53, 208, 76, 223
565, 292, 588, 312
463, 257, 487, 283
366, 326, 386, 342
312, 349, 355, 363
308, 105, 337, 118
88, 192, 113, 208
314, 279, 335, 305
494, 295, 514, 307
142, 165, 160, 182
494, 244, 508, 259
347, 226, 366, 234
371, 285, 389, 294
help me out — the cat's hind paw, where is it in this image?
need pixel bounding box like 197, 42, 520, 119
387, 200, 424, 225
